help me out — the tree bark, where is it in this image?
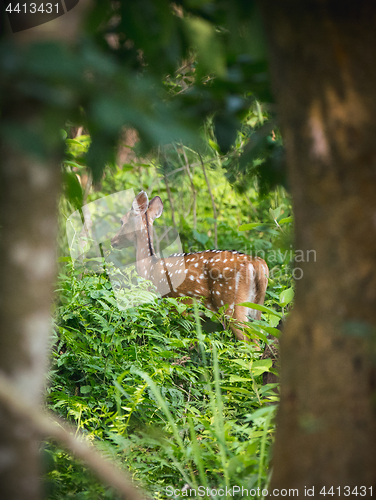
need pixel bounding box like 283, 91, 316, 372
0, 4, 88, 499
0, 149, 60, 500
259, 0, 376, 493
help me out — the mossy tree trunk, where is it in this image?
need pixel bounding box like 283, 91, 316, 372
259, 1, 376, 493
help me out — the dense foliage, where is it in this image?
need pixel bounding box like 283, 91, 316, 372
45, 127, 294, 498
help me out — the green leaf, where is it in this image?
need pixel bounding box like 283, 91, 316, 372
121, 164, 134, 172
278, 216, 293, 225
239, 302, 283, 319
246, 405, 277, 422
262, 326, 281, 338
251, 359, 272, 376
239, 222, 273, 231
208, 139, 220, 152
63, 160, 85, 169
279, 287, 294, 306
220, 386, 253, 395
80, 386, 91, 394
269, 207, 281, 221
58, 256, 72, 263
66, 139, 87, 146
229, 375, 253, 383
193, 229, 209, 246
62, 170, 83, 209
230, 359, 250, 370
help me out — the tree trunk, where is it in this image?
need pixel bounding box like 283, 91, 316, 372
259, 1, 376, 493
0, 150, 60, 500
0, 5, 88, 499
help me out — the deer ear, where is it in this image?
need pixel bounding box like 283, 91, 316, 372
132, 191, 149, 214
148, 196, 163, 221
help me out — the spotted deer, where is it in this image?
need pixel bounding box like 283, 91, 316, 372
111, 191, 269, 342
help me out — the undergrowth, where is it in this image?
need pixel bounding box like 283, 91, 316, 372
44, 259, 285, 499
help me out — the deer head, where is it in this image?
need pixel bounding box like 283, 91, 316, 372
111, 191, 163, 250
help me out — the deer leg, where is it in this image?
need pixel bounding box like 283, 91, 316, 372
230, 304, 261, 348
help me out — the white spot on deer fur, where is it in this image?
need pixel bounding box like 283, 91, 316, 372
216, 291, 220, 295
189, 275, 194, 280
263, 263, 269, 276
194, 263, 198, 267
223, 259, 227, 263
220, 300, 224, 305
248, 263, 255, 279
230, 258, 234, 262
229, 286, 232, 290
235, 271, 241, 292
215, 259, 220, 262
184, 269, 188, 273
200, 274, 204, 279
179, 293, 185, 296
195, 290, 200, 294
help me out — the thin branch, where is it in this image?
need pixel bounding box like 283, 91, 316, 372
163, 172, 177, 231
82, 170, 92, 206
166, 165, 185, 177
0, 374, 147, 500
165, 157, 225, 178
183, 381, 193, 416
244, 193, 258, 215
200, 154, 217, 248
181, 146, 197, 230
